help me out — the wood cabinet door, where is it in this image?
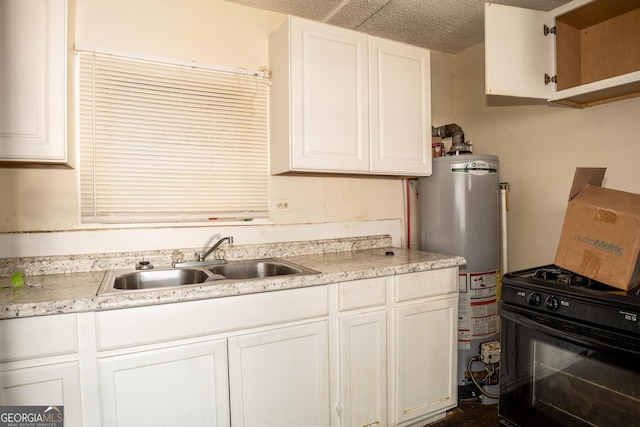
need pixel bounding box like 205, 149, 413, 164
339, 310, 387, 427
369, 37, 432, 176
98, 339, 229, 427
0, 0, 67, 162
484, 2, 553, 100
228, 321, 330, 427
289, 17, 369, 173
392, 298, 457, 425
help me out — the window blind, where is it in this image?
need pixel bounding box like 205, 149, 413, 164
77, 50, 269, 224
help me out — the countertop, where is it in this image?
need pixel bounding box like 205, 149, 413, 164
0, 247, 465, 320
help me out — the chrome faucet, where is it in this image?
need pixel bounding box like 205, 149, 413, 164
173, 236, 233, 267
197, 236, 233, 262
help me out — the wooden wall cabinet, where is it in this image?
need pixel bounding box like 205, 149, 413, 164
485, 0, 640, 108
0, 0, 67, 162
269, 16, 432, 176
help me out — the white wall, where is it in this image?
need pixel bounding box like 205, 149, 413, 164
453, 44, 640, 271
1, 0, 457, 254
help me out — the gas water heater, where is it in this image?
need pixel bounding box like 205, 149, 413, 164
420, 153, 500, 399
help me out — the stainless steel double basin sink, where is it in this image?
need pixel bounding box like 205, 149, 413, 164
98, 258, 318, 294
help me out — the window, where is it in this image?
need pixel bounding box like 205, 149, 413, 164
77, 50, 269, 224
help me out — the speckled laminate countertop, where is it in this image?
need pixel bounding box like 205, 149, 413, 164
0, 243, 465, 320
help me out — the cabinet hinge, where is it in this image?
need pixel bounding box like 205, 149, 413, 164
544, 73, 557, 85
543, 25, 556, 36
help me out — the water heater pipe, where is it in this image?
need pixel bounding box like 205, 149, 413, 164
432, 123, 471, 154
500, 183, 509, 275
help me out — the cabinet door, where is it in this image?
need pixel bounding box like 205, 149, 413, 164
0, 0, 67, 162
289, 17, 369, 173
98, 339, 229, 427
392, 298, 457, 425
228, 321, 330, 427
369, 37, 432, 176
0, 362, 81, 426
339, 310, 386, 427
484, 2, 554, 99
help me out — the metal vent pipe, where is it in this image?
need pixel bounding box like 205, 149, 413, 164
432, 123, 471, 154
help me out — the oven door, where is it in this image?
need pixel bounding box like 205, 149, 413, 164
499, 305, 640, 427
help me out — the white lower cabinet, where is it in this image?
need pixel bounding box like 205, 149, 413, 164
392, 298, 458, 426
228, 321, 330, 426
97, 321, 330, 427
0, 313, 82, 426
0, 362, 82, 424
0, 266, 459, 427
337, 270, 458, 427
338, 310, 387, 427
98, 339, 229, 427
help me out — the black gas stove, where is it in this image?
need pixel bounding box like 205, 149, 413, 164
500, 265, 640, 427
501, 264, 640, 337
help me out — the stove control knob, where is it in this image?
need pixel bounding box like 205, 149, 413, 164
545, 296, 560, 311
528, 292, 542, 307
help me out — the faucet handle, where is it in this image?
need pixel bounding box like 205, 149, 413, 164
136, 258, 154, 270
172, 250, 185, 264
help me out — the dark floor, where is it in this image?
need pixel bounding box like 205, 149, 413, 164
427, 398, 499, 426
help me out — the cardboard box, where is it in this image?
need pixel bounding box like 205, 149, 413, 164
554, 167, 640, 290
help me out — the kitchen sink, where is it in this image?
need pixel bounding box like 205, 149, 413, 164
112, 268, 210, 290
208, 260, 303, 280
97, 258, 318, 294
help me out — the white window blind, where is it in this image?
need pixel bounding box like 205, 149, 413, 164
77, 50, 269, 224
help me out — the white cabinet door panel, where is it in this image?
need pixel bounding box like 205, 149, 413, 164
290, 18, 369, 172
0, 362, 81, 426
484, 3, 553, 99
0, 0, 67, 162
98, 339, 229, 427
339, 311, 386, 427
369, 37, 431, 175
393, 298, 457, 425
228, 321, 330, 427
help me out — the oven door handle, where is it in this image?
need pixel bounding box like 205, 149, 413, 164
503, 308, 640, 356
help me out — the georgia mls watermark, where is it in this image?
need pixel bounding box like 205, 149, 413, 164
0, 406, 63, 427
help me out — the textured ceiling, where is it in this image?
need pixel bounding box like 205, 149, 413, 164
223, 0, 573, 53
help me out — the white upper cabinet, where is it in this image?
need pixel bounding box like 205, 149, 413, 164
485, 3, 555, 100
369, 37, 431, 175
270, 17, 370, 174
270, 16, 432, 176
485, 0, 640, 108
0, 0, 67, 162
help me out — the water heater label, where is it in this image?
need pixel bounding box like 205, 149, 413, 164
458, 271, 499, 349
450, 160, 498, 176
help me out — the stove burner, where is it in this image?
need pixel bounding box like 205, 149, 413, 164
533, 267, 601, 288
533, 267, 562, 281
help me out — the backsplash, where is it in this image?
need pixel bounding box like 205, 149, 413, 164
0, 235, 392, 278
